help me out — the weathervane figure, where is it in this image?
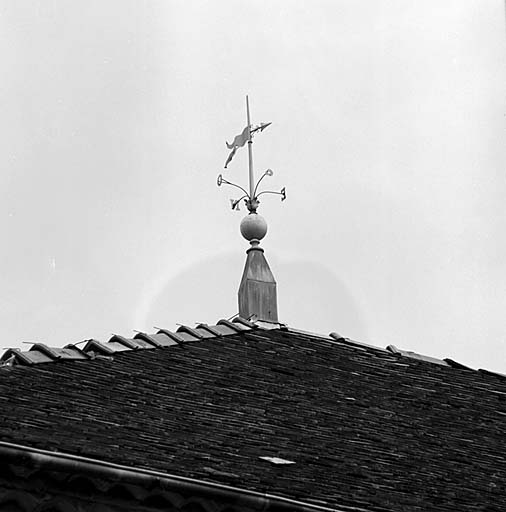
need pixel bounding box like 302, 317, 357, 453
217, 96, 285, 221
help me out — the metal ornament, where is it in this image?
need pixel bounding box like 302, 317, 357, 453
217, 96, 286, 214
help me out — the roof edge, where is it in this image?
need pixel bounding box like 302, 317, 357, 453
0, 441, 349, 512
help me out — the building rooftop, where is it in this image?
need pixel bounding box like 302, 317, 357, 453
1, 317, 505, 511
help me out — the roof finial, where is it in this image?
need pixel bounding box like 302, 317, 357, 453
217, 97, 285, 322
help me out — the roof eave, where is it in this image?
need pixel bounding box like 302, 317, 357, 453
0, 441, 348, 512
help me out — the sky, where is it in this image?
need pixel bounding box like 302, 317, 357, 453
0, 1, 505, 372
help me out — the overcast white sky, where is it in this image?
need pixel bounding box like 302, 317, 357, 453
1, 1, 505, 372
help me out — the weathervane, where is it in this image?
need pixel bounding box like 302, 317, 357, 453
217, 96, 286, 219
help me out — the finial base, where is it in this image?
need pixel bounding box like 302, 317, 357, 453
246, 239, 264, 253
238, 242, 278, 322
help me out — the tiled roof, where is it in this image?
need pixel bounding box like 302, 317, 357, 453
1, 318, 506, 511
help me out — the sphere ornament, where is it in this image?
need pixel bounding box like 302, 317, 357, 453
240, 213, 268, 242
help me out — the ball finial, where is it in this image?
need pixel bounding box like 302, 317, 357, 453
240, 213, 268, 242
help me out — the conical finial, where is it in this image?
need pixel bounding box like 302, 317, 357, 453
217, 97, 285, 322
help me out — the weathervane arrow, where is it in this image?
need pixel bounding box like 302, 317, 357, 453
250, 122, 272, 135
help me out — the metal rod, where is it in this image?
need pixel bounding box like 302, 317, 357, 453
246, 95, 254, 200
221, 178, 249, 197
256, 190, 284, 198
253, 169, 272, 198
233, 194, 248, 204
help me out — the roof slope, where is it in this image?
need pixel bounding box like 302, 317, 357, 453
1, 320, 506, 511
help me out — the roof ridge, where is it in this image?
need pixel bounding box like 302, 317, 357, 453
291, 327, 506, 381
0, 318, 257, 368
2, 320, 505, 382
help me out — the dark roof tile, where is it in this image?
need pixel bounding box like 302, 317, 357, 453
16, 349, 54, 364
108, 334, 150, 350
133, 332, 166, 348
232, 317, 258, 329
386, 344, 449, 366
176, 325, 209, 339
444, 358, 475, 371
1, 348, 34, 365
83, 339, 123, 355
196, 323, 224, 337
216, 319, 250, 332
156, 328, 187, 344
478, 368, 506, 381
